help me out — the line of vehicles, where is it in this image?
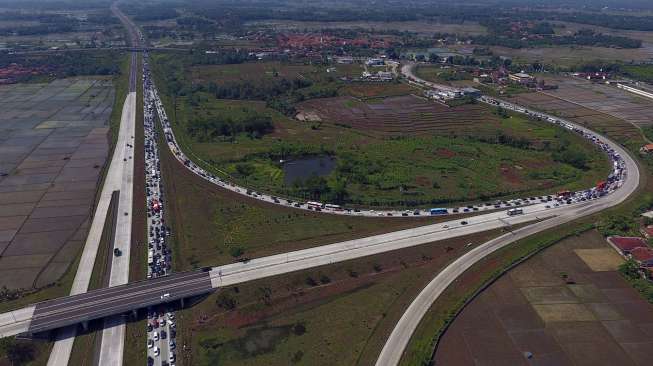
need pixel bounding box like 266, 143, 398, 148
143, 53, 177, 366
142, 56, 626, 222
480, 96, 627, 203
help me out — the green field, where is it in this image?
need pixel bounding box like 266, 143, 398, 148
158, 83, 609, 209
622, 64, 653, 82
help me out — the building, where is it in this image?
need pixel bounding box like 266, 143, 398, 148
365, 58, 385, 67
377, 71, 393, 81
336, 56, 354, 64
631, 247, 653, 267
425, 89, 463, 101
608, 236, 649, 255
509, 71, 535, 85
461, 87, 481, 98
641, 144, 653, 154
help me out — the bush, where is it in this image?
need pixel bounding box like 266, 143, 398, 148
597, 215, 638, 237
215, 293, 238, 310
229, 246, 245, 258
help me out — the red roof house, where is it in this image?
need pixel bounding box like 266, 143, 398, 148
631, 247, 653, 267
608, 236, 648, 254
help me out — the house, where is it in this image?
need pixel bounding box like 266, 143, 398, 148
377, 71, 393, 81
336, 56, 354, 64
425, 89, 463, 101
641, 144, 653, 154
365, 58, 385, 67
461, 87, 481, 98
509, 72, 535, 86
630, 247, 653, 267
608, 236, 649, 255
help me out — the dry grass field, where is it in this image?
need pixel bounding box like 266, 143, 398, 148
435, 230, 653, 366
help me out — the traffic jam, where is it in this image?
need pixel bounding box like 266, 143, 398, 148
142, 53, 626, 221
143, 53, 177, 366
480, 95, 626, 202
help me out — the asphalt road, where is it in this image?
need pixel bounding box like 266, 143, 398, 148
44, 52, 138, 365
97, 88, 136, 366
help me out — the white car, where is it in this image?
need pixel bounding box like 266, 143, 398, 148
153, 332, 159, 341
153, 347, 160, 357
147, 339, 154, 349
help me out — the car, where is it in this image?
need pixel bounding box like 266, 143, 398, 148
169, 340, 176, 350
113, 248, 122, 257
153, 332, 159, 341
161, 330, 167, 339
147, 323, 153, 332
147, 339, 154, 349
161, 293, 170, 300
153, 347, 160, 357
169, 353, 176, 363
147, 356, 154, 366
460, 221, 468, 225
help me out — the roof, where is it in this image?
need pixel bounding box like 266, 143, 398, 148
609, 236, 648, 252
631, 247, 653, 262
643, 144, 653, 151
512, 72, 532, 78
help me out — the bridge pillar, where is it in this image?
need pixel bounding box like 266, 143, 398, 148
81, 321, 89, 332
180, 297, 185, 309
132, 309, 138, 319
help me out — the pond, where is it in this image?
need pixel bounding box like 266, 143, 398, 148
283, 155, 336, 185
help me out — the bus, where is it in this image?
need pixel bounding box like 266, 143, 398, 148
430, 208, 448, 215
307, 201, 323, 210
325, 204, 342, 211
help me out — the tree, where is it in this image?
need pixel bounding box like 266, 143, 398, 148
0, 338, 35, 365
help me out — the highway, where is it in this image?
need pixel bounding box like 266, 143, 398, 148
0, 162, 637, 341
372, 62, 642, 366
96, 5, 140, 366
45, 5, 140, 366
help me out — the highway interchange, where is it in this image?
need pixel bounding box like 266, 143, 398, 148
0, 9, 644, 366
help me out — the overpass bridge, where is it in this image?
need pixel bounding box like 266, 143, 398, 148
1, 270, 213, 338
